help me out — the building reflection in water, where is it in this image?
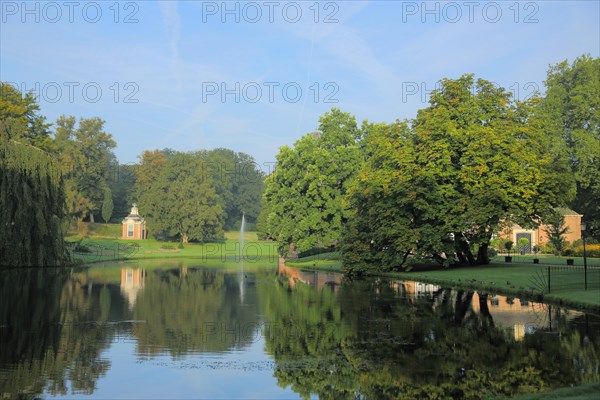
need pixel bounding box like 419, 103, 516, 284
276, 263, 584, 342
392, 279, 583, 341
277, 263, 343, 291
120, 268, 146, 309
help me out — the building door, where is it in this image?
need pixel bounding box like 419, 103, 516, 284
515, 232, 532, 254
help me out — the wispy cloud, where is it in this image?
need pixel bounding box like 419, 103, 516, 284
159, 0, 181, 60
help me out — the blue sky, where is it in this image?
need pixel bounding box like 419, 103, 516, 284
1, 1, 598, 168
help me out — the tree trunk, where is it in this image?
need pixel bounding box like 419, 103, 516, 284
454, 232, 475, 265
182, 234, 189, 244
476, 242, 490, 265
454, 290, 474, 324
478, 293, 495, 327
89, 213, 95, 224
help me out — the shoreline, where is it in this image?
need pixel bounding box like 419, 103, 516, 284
284, 259, 600, 315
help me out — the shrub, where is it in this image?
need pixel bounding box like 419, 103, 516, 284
487, 247, 498, 258
491, 237, 509, 252
573, 244, 600, 258
74, 243, 92, 253
178, 242, 184, 249
160, 244, 176, 250
77, 220, 89, 238
541, 242, 560, 255
517, 237, 530, 254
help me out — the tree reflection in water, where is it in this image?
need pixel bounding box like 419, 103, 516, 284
0, 268, 115, 397
0, 265, 597, 399
260, 271, 600, 400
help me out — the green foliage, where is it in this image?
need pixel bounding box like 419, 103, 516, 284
136, 151, 224, 242
0, 82, 53, 151
101, 186, 113, 223
541, 55, 600, 240
544, 211, 570, 255
54, 115, 117, 224
203, 148, 265, 229
106, 163, 136, 221
73, 241, 92, 253
263, 108, 362, 256
487, 247, 498, 257
256, 198, 271, 239
517, 237, 530, 253
342, 75, 570, 273
340, 120, 418, 273
490, 237, 510, 252
0, 132, 68, 267
135, 148, 263, 240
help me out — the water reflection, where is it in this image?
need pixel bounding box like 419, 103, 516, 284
131, 264, 260, 357
0, 268, 114, 397
120, 267, 146, 309
263, 268, 600, 399
0, 263, 598, 399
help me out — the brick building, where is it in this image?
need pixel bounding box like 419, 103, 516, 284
122, 204, 147, 240
499, 208, 582, 252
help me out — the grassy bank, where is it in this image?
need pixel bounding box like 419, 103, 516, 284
285, 251, 342, 271
388, 264, 600, 313
77, 256, 277, 285
66, 224, 277, 266
491, 254, 600, 267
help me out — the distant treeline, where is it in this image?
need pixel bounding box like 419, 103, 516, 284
0, 82, 265, 266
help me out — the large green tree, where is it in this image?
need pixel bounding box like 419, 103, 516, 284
342, 75, 573, 273
263, 109, 362, 255
0, 85, 68, 267
0, 82, 53, 151
54, 116, 117, 224
101, 186, 113, 223
203, 148, 265, 229
106, 162, 137, 222
541, 55, 600, 239
0, 126, 68, 267
136, 151, 224, 242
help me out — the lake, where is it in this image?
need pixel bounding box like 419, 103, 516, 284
1, 259, 598, 399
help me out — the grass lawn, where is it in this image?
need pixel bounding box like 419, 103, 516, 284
390, 263, 600, 311
285, 251, 343, 272
66, 226, 278, 266
492, 254, 600, 267
489, 382, 600, 400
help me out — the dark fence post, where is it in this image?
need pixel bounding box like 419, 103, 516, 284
547, 266, 551, 293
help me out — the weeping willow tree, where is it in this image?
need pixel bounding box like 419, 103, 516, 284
0, 128, 68, 267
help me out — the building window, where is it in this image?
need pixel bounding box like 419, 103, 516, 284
127, 223, 134, 237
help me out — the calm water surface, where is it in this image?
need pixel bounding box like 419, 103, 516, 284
1, 260, 599, 399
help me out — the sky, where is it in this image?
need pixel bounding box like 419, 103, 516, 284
1, 0, 599, 169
